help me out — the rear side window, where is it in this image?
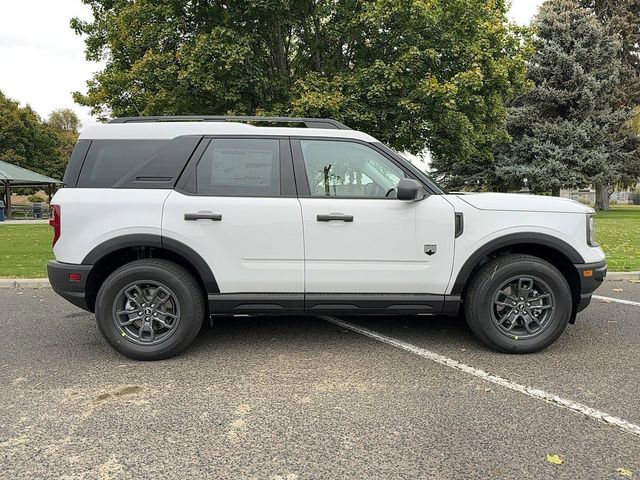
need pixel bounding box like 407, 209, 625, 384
195, 138, 280, 196
77, 140, 167, 188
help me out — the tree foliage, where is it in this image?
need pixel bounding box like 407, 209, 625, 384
494, 0, 640, 204
47, 109, 81, 177
631, 108, 640, 135
580, 0, 640, 107
48, 108, 81, 133
72, 0, 527, 169
0, 91, 78, 181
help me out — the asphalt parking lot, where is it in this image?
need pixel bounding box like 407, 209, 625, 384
1, 281, 639, 479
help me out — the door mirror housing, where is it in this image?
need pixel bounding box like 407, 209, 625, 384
396, 178, 427, 201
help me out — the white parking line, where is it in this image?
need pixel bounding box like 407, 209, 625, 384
593, 295, 640, 307
321, 315, 640, 437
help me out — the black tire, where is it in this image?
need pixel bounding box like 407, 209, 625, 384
95, 259, 205, 360
464, 254, 572, 354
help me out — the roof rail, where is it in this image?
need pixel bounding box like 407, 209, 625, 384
107, 115, 350, 130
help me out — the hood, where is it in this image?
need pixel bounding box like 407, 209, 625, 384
453, 193, 594, 214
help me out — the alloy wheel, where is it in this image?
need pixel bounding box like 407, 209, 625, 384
112, 281, 181, 346
491, 275, 555, 340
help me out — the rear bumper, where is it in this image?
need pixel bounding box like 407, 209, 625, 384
47, 261, 94, 312
575, 260, 607, 312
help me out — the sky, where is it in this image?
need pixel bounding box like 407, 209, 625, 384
0, 0, 545, 129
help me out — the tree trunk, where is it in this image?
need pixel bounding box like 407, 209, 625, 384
595, 183, 610, 211
313, 14, 322, 71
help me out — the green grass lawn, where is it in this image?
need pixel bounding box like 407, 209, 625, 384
594, 205, 640, 272
0, 205, 638, 278
0, 225, 53, 278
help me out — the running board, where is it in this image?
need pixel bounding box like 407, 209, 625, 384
207, 293, 461, 316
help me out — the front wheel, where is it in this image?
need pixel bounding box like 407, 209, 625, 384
464, 254, 572, 353
95, 259, 205, 360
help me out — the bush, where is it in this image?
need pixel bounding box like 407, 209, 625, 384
27, 194, 45, 203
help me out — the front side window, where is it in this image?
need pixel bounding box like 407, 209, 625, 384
300, 140, 405, 198
196, 138, 280, 196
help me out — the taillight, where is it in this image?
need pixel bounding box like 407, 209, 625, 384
49, 205, 60, 247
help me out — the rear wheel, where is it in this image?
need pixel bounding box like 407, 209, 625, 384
95, 259, 205, 360
464, 254, 572, 353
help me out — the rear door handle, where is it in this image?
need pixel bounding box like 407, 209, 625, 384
317, 214, 354, 222
184, 212, 222, 221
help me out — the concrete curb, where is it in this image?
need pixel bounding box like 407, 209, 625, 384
1, 272, 639, 288
0, 279, 52, 289
607, 271, 640, 281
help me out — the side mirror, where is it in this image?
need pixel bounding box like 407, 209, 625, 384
396, 178, 427, 201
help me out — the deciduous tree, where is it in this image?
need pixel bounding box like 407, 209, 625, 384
0, 91, 59, 178
72, 0, 527, 175
0, 92, 77, 182
47, 109, 81, 180
48, 108, 81, 133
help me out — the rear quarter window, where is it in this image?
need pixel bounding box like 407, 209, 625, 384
77, 140, 167, 188
62, 140, 91, 187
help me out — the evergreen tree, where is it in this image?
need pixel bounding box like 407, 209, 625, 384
495, 0, 639, 207
580, 0, 640, 106
580, 0, 640, 207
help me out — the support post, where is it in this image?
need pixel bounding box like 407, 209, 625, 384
5, 181, 11, 219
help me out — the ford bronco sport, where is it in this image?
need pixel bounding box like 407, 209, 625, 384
47, 116, 607, 360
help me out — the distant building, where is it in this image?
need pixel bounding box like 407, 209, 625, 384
561, 184, 639, 205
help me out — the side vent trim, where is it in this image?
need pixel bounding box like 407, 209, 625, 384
455, 212, 464, 238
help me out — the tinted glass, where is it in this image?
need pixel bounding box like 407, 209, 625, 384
77, 140, 167, 188
196, 138, 280, 196
63, 139, 91, 187
300, 140, 405, 198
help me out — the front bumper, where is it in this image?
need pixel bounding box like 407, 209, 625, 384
47, 261, 94, 312
574, 260, 607, 312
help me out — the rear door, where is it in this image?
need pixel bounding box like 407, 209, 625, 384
162, 137, 304, 303
293, 138, 455, 299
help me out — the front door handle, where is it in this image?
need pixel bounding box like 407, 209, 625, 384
184, 212, 222, 221
317, 213, 354, 222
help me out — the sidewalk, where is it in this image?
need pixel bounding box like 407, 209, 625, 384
0, 219, 49, 225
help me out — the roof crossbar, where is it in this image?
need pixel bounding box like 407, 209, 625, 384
108, 115, 350, 130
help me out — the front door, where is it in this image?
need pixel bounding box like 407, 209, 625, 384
294, 139, 455, 296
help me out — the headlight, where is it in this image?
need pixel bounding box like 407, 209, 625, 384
587, 214, 598, 247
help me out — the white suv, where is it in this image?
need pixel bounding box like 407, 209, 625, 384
47, 116, 607, 360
